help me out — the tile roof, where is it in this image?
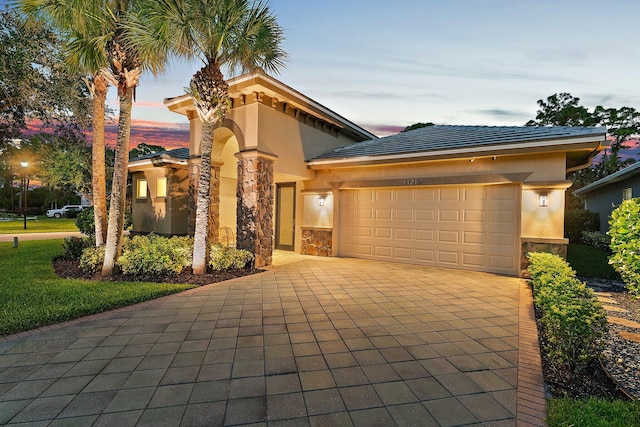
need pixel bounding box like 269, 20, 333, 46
311, 125, 606, 161
130, 147, 189, 162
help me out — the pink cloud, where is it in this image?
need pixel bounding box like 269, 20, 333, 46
360, 123, 404, 137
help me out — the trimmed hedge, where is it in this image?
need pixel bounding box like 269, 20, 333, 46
117, 234, 193, 276
609, 198, 640, 297
528, 252, 608, 377
580, 231, 611, 252
209, 244, 254, 271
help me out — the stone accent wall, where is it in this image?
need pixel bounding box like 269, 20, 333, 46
301, 228, 332, 256
187, 157, 199, 236
188, 157, 222, 242
208, 163, 221, 243
236, 151, 276, 267
520, 237, 569, 277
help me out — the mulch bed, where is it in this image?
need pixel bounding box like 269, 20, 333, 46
535, 278, 639, 400
53, 257, 262, 286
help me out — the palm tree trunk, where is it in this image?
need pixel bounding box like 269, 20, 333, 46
102, 86, 133, 276
91, 75, 108, 246
192, 121, 214, 275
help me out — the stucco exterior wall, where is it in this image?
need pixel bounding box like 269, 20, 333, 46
584, 177, 640, 231
302, 152, 570, 250
131, 167, 189, 236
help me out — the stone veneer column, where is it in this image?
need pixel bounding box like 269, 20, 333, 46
187, 156, 199, 236
208, 161, 223, 243
188, 156, 223, 242
235, 150, 277, 267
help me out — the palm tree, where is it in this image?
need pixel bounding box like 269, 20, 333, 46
18, 0, 110, 246
134, 0, 285, 274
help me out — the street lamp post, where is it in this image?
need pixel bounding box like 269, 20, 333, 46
20, 161, 28, 230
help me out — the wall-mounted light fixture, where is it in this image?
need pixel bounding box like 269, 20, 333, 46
318, 196, 326, 206
539, 192, 548, 207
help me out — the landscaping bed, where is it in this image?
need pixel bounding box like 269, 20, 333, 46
53, 256, 262, 286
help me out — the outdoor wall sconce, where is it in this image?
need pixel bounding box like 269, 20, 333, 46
539, 192, 549, 207
318, 196, 326, 206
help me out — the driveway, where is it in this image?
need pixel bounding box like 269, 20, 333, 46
0, 253, 545, 426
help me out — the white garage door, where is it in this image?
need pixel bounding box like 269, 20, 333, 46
339, 185, 520, 275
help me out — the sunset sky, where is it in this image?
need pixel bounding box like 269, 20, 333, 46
17, 1, 640, 153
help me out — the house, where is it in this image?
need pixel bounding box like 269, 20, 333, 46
128, 71, 607, 276
573, 162, 640, 232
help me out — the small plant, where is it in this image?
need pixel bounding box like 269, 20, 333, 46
75, 207, 95, 236
609, 199, 640, 297
581, 231, 611, 252
116, 234, 193, 276
528, 252, 608, 377
62, 236, 94, 260
209, 244, 254, 271
79, 245, 106, 274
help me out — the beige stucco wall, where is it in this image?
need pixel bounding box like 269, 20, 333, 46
302, 152, 570, 252
131, 167, 189, 236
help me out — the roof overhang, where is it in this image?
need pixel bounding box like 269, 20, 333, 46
574, 161, 640, 196
164, 71, 377, 141
307, 134, 607, 169
128, 156, 187, 172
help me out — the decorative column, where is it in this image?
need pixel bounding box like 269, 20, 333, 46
208, 161, 223, 243
187, 157, 223, 242
187, 156, 199, 236
236, 150, 277, 267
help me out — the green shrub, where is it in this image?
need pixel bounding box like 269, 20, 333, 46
608, 198, 640, 297
565, 209, 600, 243
116, 234, 193, 276
581, 231, 611, 252
75, 207, 95, 236
209, 244, 254, 271
79, 245, 106, 274
62, 236, 94, 260
527, 252, 608, 377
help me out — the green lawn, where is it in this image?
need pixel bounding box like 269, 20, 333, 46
0, 217, 79, 234
548, 398, 640, 427
567, 243, 620, 280
0, 239, 194, 336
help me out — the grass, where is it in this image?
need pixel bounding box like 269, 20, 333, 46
567, 243, 620, 280
0, 217, 79, 234
0, 239, 194, 337
548, 398, 640, 427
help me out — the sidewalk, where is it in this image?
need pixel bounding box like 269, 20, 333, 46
0, 232, 84, 243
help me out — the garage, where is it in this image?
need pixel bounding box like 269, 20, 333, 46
338, 184, 520, 275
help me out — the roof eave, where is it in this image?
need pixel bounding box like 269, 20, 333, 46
308, 136, 605, 169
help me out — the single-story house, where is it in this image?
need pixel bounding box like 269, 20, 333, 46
573, 161, 640, 232
128, 71, 607, 276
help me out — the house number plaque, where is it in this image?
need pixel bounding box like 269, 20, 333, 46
403, 178, 423, 185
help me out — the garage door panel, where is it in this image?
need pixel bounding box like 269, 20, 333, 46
339, 185, 519, 275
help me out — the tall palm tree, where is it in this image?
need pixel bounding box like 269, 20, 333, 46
18, 0, 110, 246
134, 0, 285, 274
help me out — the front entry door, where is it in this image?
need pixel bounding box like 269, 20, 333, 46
276, 183, 295, 251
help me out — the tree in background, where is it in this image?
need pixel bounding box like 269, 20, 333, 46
0, 7, 91, 147
129, 142, 166, 159
526, 93, 640, 216
402, 122, 434, 132
133, 0, 286, 274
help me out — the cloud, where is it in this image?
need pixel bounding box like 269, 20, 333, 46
132, 100, 168, 108
475, 109, 531, 120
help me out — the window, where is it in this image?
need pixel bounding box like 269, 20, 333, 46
156, 177, 167, 198
623, 187, 633, 201
136, 179, 147, 199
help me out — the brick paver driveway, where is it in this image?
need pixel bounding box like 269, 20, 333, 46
0, 253, 545, 426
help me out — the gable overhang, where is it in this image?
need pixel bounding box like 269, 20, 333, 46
164, 72, 376, 142
128, 157, 187, 172
307, 135, 606, 170
574, 161, 640, 196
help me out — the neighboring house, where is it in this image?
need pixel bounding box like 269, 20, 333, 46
128, 71, 607, 276
573, 162, 640, 232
